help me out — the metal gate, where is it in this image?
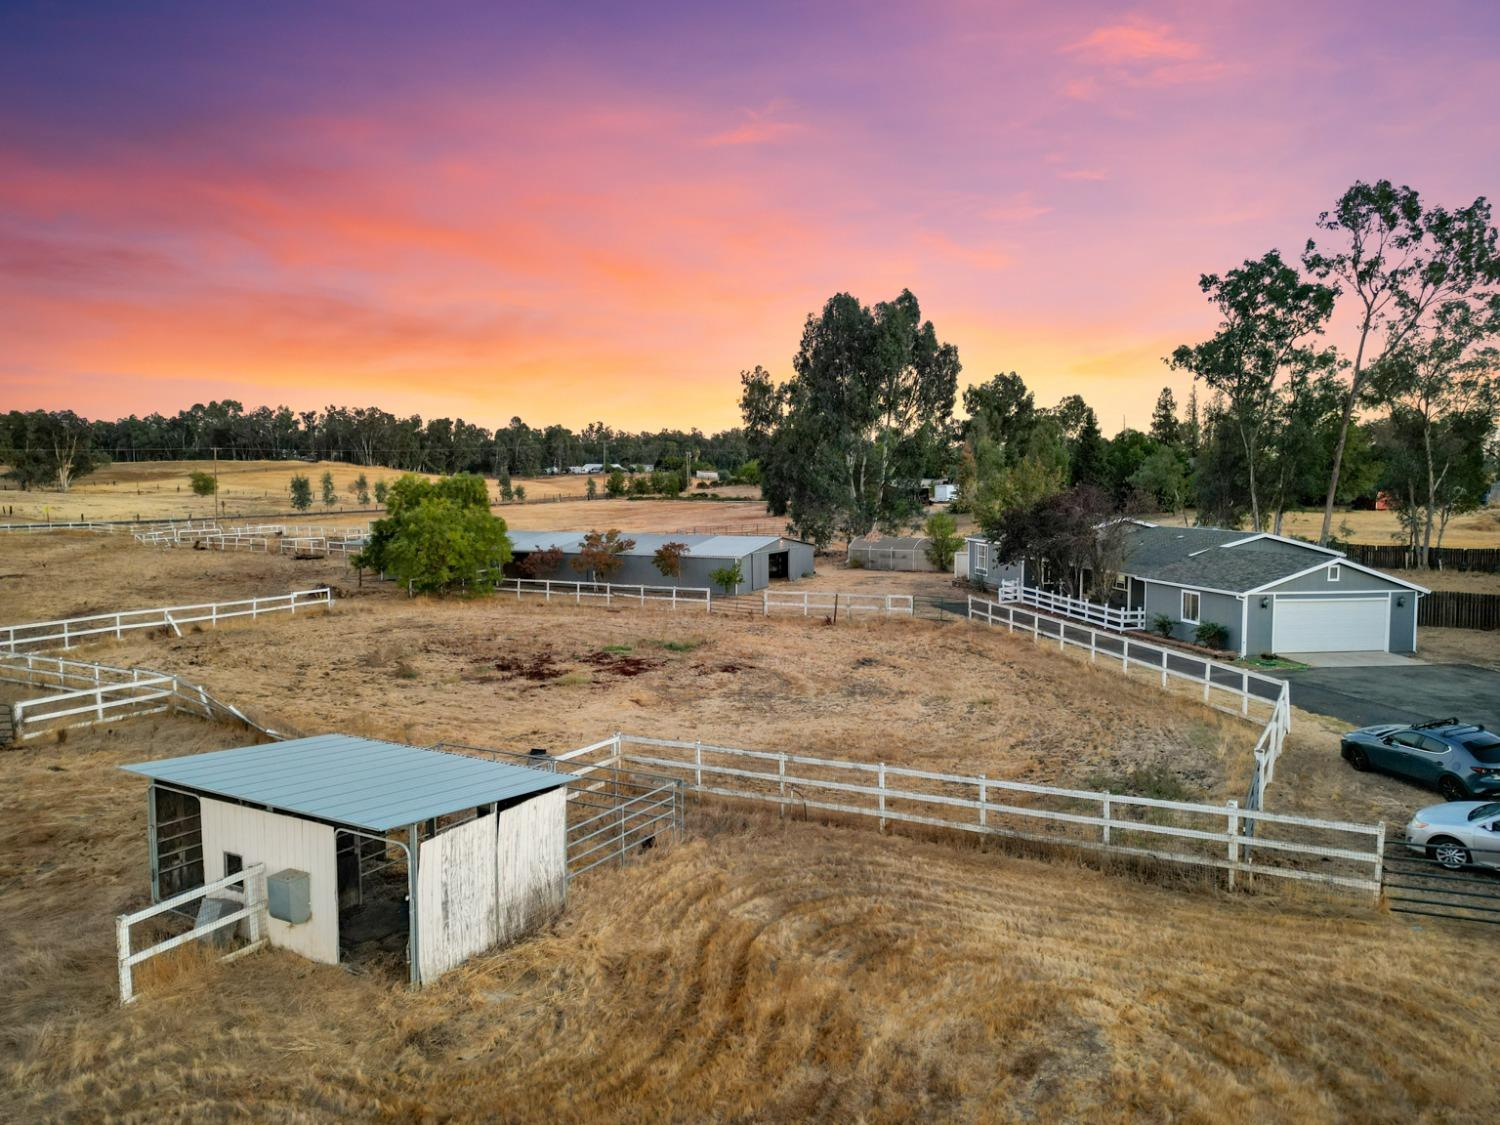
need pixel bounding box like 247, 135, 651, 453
1382, 825, 1500, 925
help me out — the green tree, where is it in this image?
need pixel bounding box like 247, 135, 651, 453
289, 474, 313, 512
709, 560, 744, 595
605, 468, 628, 497
1149, 388, 1181, 447
1170, 249, 1337, 530
1069, 409, 1108, 487
572, 529, 635, 582
923, 511, 963, 570
355, 473, 510, 593
962, 372, 1035, 457
351, 472, 371, 506
513, 484, 526, 502
320, 470, 337, 509
1104, 428, 1156, 502
189, 470, 217, 498
0, 410, 107, 492
1130, 447, 1190, 523
1304, 180, 1500, 544
373, 479, 389, 505
585, 477, 598, 500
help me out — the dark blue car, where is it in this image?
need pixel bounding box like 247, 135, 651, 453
1341, 719, 1500, 801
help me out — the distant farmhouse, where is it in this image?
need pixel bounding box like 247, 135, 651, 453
967, 521, 1428, 656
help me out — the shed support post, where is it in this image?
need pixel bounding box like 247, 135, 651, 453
407, 823, 421, 987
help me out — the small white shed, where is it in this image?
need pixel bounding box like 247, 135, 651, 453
123, 734, 572, 984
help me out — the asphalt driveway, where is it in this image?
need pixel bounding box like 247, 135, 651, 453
1278, 663, 1500, 730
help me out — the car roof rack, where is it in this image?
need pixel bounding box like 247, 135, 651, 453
1413, 717, 1461, 730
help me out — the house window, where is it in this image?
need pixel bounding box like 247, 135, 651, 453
974, 543, 989, 574
1327, 565, 1340, 582
1114, 573, 1127, 591
1181, 590, 1200, 623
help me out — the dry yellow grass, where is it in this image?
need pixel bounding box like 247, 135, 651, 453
1144, 507, 1500, 548
1, 719, 1497, 1122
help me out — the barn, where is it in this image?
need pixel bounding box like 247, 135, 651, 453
122, 734, 571, 984
506, 531, 815, 594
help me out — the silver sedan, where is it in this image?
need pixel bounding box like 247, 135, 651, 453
1404, 801, 1500, 870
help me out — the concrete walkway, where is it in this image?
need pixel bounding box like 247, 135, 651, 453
1279, 651, 1426, 669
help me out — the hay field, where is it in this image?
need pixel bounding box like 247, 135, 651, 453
0, 459, 763, 524
1145, 507, 1500, 547
2, 719, 1498, 1123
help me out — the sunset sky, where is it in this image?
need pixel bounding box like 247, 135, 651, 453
2, 1, 1497, 433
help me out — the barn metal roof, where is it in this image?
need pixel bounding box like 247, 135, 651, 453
121, 734, 569, 831
506, 530, 795, 559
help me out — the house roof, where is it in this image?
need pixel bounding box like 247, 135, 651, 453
507, 530, 796, 559
122, 734, 569, 832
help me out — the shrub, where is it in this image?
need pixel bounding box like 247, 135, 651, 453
351, 472, 371, 506
1149, 613, 1174, 639
513, 485, 526, 502
355, 473, 511, 594
320, 470, 337, 509
923, 511, 963, 570
189, 470, 216, 497
572, 529, 635, 582
289, 474, 312, 512
373, 479, 389, 504
652, 541, 689, 578
709, 561, 743, 595
1193, 621, 1230, 650
606, 469, 628, 497
586, 478, 598, 500
517, 545, 565, 578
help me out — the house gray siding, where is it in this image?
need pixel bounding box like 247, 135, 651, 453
966, 540, 1023, 589
1260, 563, 1418, 654
1141, 580, 1244, 652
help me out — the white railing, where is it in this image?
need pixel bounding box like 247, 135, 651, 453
995, 583, 1145, 632
0, 520, 114, 533
0, 650, 282, 743
762, 590, 914, 618
117, 863, 268, 1004
491, 578, 712, 611
0, 589, 334, 651
567, 734, 1383, 898
967, 596, 1291, 810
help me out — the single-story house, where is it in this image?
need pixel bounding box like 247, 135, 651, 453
966, 522, 1430, 656
123, 734, 572, 984
506, 530, 815, 594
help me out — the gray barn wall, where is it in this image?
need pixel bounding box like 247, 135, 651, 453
508, 540, 815, 597
785, 542, 816, 579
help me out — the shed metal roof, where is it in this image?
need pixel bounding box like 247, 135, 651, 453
121, 734, 569, 831
507, 530, 791, 559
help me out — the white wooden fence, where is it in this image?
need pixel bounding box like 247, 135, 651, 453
492, 578, 712, 611
994, 582, 1146, 632
566, 734, 1383, 898
117, 862, 268, 1004
968, 595, 1290, 810
0, 588, 334, 651
762, 590, 914, 618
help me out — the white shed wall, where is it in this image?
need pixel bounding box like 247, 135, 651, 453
417, 813, 499, 981
199, 797, 339, 964
497, 787, 567, 942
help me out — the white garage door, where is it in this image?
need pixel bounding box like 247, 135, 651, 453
1272, 597, 1388, 653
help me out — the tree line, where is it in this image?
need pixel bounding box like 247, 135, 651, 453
742, 179, 1498, 565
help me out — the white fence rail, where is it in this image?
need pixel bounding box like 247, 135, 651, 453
491, 578, 712, 611
968, 595, 1290, 811
994, 583, 1146, 632
117, 863, 268, 1004
0, 589, 334, 651
568, 734, 1382, 898
762, 590, 914, 618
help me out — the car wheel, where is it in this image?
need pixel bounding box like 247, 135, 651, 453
1437, 775, 1468, 802
1345, 745, 1370, 772
1427, 837, 1472, 870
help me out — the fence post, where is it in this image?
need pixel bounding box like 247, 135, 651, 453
252, 596, 259, 619
1090, 634, 1096, 663
1372, 822, 1386, 902
117, 914, 134, 1004
62, 620, 70, 649
1101, 793, 1111, 846
779, 752, 787, 815
978, 774, 987, 827
1160, 649, 1168, 688
1202, 663, 1211, 704
878, 763, 886, 831
1226, 800, 1239, 890
695, 741, 703, 789
762, 590, 769, 616
1241, 670, 1250, 717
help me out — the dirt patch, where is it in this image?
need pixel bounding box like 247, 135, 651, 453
491, 652, 567, 682
578, 651, 663, 677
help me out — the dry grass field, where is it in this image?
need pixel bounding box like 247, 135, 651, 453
0, 459, 762, 524
1144, 507, 1500, 547
2, 718, 1499, 1123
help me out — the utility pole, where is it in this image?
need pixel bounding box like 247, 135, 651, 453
212, 446, 220, 520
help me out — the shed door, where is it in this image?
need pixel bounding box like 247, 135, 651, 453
1272, 596, 1388, 653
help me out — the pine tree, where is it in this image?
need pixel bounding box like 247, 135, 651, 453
1069, 410, 1108, 487
1150, 388, 1181, 447
1184, 386, 1201, 456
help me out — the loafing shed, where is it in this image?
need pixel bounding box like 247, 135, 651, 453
123, 734, 571, 984
506, 531, 815, 594
967, 523, 1430, 656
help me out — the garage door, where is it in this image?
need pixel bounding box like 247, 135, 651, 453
1272, 597, 1388, 653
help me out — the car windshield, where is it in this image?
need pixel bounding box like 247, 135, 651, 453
1461, 732, 1500, 763
1466, 803, 1500, 822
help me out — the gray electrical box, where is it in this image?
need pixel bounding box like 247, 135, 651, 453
267, 868, 311, 924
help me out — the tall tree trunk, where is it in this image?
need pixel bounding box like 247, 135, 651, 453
1318, 318, 1372, 545
1421, 422, 1436, 568
1236, 420, 1261, 531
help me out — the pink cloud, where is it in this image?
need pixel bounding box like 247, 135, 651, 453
1064, 20, 1203, 64
704, 104, 808, 147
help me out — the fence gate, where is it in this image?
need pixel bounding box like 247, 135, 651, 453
1382, 826, 1500, 925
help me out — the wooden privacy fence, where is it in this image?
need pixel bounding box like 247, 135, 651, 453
0, 588, 333, 651
996, 583, 1146, 632
762, 590, 914, 618
491, 578, 712, 611
1344, 543, 1500, 573
117, 863, 268, 1004
968, 596, 1290, 811
567, 734, 1383, 899
1418, 591, 1500, 631
0, 650, 282, 744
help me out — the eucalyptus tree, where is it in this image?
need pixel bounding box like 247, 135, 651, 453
1170, 249, 1337, 531
1304, 180, 1500, 544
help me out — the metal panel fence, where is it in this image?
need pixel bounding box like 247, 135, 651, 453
967, 596, 1290, 812
0, 588, 333, 651
565, 733, 1382, 898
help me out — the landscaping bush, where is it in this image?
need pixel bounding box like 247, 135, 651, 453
1149, 613, 1174, 639
1193, 621, 1230, 650
709, 561, 743, 594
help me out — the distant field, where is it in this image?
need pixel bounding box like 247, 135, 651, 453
0, 459, 762, 524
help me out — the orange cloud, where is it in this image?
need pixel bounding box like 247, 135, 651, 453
1064, 20, 1203, 64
